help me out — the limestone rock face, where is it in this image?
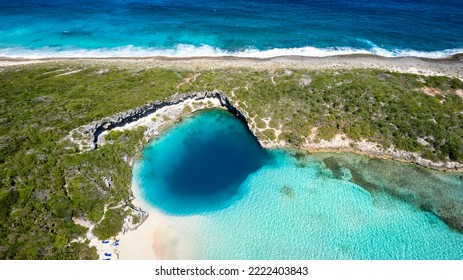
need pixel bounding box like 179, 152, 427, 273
65, 91, 247, 152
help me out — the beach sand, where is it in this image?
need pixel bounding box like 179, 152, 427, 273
117, 181, 205, 260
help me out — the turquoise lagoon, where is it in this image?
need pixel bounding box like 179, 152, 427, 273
135, 109, 463, 259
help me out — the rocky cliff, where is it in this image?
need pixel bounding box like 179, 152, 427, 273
65, 91, 245, 151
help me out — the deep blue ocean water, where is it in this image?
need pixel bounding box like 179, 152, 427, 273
1, 0, 462, 58
135, 109, 463, 259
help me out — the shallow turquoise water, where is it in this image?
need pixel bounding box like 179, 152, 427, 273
135, 109, 463, 259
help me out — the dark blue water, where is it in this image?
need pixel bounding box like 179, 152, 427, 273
135, 109, 269, 215
1, 0, 462, 58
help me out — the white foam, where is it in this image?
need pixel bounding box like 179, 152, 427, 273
0, 44, 462, 59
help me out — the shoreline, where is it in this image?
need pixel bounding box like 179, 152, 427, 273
1, 54, 462, 79
1, 51, 462, 61
84, 174, 205, 260
117, 178, 205, 260
259, 137, 463, 173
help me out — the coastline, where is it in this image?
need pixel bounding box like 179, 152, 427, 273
258, 134, 463, 172
1, 54, 462, 80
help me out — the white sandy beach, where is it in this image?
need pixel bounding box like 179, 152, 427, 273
117, 180, 207, 260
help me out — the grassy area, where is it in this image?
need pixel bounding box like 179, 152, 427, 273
1, 62, 462, 259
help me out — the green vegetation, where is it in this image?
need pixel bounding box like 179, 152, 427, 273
261, 129, 276, 141
92, 208, 126, 240
1, 62, 462, 259
182, 105, 192, 114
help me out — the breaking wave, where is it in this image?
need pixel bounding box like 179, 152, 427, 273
1, 44, 462, 59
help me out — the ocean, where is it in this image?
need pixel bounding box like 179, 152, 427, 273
135, 109, 463, 259
1, 0, 462, 58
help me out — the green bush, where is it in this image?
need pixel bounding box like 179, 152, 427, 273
92, 208, 125, 240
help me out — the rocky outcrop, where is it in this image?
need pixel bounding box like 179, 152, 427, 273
65, 91, 245, 152
295, 134, 463, 172
121, 204, 149, 234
